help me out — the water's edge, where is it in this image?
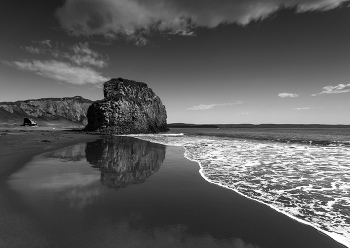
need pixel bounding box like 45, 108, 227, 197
128, 134, 349, 248
182, 149, 348, 248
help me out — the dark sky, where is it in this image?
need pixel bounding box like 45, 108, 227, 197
1, 0, 350, 124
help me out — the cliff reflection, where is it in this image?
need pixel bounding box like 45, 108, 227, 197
49, 143, 86, 161
85, 136, 166, 189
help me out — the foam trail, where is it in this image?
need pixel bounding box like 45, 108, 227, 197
126, 134, 350, 248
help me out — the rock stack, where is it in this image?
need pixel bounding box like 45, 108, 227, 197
84, 78, 168, 134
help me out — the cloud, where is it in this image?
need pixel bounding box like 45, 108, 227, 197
41, 40, 51, 47
22, 40, 52, 54
4, 60, 109, 85
64, 42, 108, 68
21, 41, 53, 55
294, 107, 311, 110
55, 0, 347, 39
22, 46, 41, 54
312, 83, 350, 96
278, 92, 299, 98
175, 30, 196, 36
4, 41, 109, 85
187, 101, 243, 111
135, 37, 148, 46
22, 40, 108, 68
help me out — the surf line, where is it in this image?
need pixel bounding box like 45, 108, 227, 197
125, 134, 349, 248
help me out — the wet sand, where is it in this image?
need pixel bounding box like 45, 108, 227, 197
1, 135, 347, 248
0, 127, 101, 247
0, 127, 101, 179
131, 133, 350, 247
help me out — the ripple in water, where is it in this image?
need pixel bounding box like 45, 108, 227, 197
129, 134, 350, 248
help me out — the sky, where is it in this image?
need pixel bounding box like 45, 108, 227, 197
1, 0, 350, 124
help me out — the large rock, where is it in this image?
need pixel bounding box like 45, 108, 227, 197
84, 78, 168, 134
0, 96, 92, 126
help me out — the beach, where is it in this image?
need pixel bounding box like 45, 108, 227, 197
0, 132, 347, 248
132, 130, 350, 247
2, 1, 349, 247
0, 127, 101, 247
0, 127, 100, 179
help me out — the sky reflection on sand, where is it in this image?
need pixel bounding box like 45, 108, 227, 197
7, 138, 261, 248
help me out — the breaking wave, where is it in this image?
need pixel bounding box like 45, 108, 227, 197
128, 134, 350, 248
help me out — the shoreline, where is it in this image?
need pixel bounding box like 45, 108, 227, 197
1, 128, 347, 247
129, 134, 349, 248
7, 137, 336, 248
183, 150, 349, 248
168, 127, 350, 147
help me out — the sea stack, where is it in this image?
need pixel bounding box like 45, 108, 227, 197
84, 78, 168, 134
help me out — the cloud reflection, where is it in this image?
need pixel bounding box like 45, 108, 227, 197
91, 213, 262, 248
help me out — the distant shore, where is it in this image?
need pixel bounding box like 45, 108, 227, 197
168, 123, 350, 128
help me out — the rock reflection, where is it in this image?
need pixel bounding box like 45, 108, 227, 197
85, 136, 166, 189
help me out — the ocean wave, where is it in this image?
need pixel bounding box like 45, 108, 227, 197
170, 128, 350, 147
126, 134, 350, 248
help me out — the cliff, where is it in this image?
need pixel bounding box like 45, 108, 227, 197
84, 78, 168, 134
85, 136, 166, 189
0, 96, 92, 126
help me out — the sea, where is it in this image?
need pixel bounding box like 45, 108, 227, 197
130, 127, 350, 248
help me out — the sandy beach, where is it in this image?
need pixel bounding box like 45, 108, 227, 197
0, 126, 101, 247
2, 1, 349, 247
0, 134, 346, 248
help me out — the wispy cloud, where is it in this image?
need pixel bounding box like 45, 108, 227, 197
3, 41, 109, 85
55, 0, 347, 41
35, 39, 52, 47
294, 107, 311, 110
175, 30, 196, 37
134, 37, 148, 46
22, 40, 53, 54
312, 83, 350, 96
4, 60, 109, 85
187, 101, 243, 111
21, 46, 40, 54
278, 92, 299, 98
64, 43, 108, 68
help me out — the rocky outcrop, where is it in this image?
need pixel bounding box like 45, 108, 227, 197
0, 96, 92, 125
84, 78, 168, 134
22, 117, 37, 126
85, 136, 166, 189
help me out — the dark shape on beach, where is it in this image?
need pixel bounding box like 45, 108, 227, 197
0, 96, 92, 126
22, 117, 37, 126
85, 136, 166, 189
84, 78, 169, 134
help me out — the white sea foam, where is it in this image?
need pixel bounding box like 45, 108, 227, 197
126, 134, 350, 248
